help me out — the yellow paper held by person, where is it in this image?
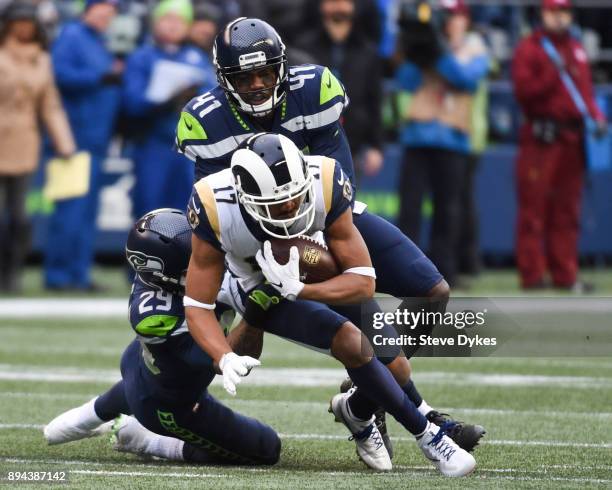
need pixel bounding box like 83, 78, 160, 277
43, 152, 91, 201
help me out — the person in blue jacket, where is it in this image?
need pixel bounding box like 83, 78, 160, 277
122, 0, 215, 221
395, 0, 489, 287
44, 0, 123, 291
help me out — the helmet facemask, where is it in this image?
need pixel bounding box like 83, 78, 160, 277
238, 172, 316, 239
231, 136, 316, 239
214, 40, 288, 117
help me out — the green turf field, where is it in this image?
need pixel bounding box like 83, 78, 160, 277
1, 301, 611, 489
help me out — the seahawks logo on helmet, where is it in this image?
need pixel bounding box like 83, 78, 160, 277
126, 249, 165, 273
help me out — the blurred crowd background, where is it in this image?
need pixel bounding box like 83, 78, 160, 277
0, 0, 611, 294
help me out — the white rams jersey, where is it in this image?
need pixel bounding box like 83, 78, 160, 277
187, 155, 353, 292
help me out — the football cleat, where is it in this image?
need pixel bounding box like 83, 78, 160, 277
44, 398, 107, 445
340, 377, 394, 459
426, 410, 486, 452
110, 415, 154, 459
329, 392, 392, 471
418, 421, 476, 477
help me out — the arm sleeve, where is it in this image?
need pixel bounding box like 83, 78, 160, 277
122, 51, 156, 117
511, 39, 560, 105
39, 59, 76, 156
325, 161, 353, 228
52, 31, 107, 91
307, 122, 356, 184
435, 53, 489, 92
187, 186, 223, 252
395, 61, 423, 91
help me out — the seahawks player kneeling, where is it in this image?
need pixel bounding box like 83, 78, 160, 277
185, 132, 476, 476
44, 209, 280, 466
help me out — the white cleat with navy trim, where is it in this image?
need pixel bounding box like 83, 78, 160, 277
329, 391, 392, 471
418, 421, 476, 477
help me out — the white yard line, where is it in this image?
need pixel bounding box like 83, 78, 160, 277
4, 391, 612, 419
1, 425, 610, 450
0, 299, 126, 318
3, 297, 612, 318
1, 365, 611, 389
0, 457, 611, 483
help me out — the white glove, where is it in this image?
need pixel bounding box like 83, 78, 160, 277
255, 241, 304, 301
218, 352, 260, 396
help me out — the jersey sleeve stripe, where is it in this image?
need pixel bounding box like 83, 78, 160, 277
194, 180, 221, 241
321, 157, 336, 213
181, 134, 254, 160
280, 102, 345, 133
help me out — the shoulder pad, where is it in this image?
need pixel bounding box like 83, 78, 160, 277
177, 90, 222, 147
283, 65, 348, 133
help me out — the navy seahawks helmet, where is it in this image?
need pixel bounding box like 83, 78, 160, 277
213, 17, 288, 117
231, 133, 315, 239
125, 209, 192, 294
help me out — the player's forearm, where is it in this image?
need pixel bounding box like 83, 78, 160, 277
185, 309, 233, 368
300, 274, 375, 305
227, 321, 264, 359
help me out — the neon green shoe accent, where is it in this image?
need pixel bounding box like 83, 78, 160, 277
109, 414, 127, 446
177, 111, 207, 147
134, 315, 179, 337
320, 67, 345, 105
249, 289, 281, 311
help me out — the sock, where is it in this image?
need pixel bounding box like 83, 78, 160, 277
147, 433, 184, 461
94, 381, 130, 421
347, 388, 379, 421
74, 398, 105, 430
418, 400, 434, 417
402, 379, 423, 407
347, 358, 428, 436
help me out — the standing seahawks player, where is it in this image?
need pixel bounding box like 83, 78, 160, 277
175, 17, 484, 458
44, 208, 280, 466
184, 132, 476, 476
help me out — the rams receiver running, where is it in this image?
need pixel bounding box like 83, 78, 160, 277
183, 132, 476, 476
176, 17, 484, 460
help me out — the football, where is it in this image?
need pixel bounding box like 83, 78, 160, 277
269, 235, 341, 284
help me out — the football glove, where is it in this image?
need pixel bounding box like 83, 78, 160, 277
218, 352, 260, 396
255, 241, 304, 301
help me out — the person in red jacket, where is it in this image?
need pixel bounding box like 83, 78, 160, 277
512, 0, 607, 292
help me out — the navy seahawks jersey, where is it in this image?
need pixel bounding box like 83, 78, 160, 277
187, 156, 353, 292
127, 276, 216, 401
176, 64, 354, 183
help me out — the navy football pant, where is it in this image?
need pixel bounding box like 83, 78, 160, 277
94, 341, 280, 465
353, 210, 443, 297
241, 287, 402, 362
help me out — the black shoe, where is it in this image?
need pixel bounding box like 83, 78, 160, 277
556, 280, 595, 294
339, 378, 394, 460
426, 410, 486, 452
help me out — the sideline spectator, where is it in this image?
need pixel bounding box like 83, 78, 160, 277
123, 0, 215, 221
395, 0, 489, 287
189, 1, 221, 57
44, 0, 123, 291
512, 0, 607, 292
0, 0, 75, 293
294, 0, 384, 184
